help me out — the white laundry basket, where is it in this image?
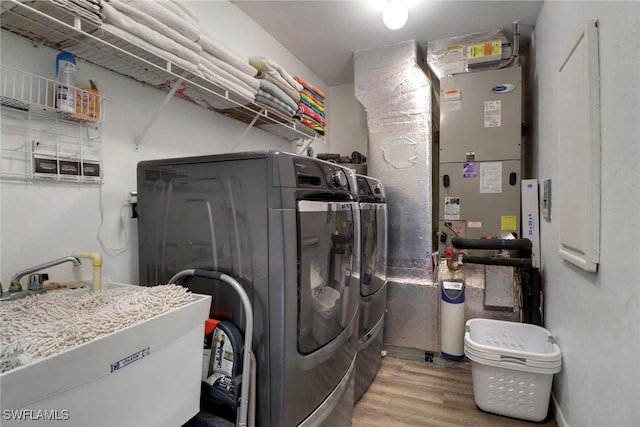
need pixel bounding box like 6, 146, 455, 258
464, 318, 562, 422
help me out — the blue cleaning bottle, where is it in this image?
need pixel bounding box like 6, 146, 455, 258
56, 51, 76, 113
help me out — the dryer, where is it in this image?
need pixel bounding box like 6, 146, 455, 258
137, 151, 360, 427
354, 175, 388, 402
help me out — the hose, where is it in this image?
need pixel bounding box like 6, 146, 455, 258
451, 237, 532, 251
462, 255, 532, 268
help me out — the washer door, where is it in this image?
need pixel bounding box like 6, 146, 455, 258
360, 202, 387, 297
297, 200, 358, 354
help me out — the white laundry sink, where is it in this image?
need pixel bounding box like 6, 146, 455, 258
0, 281, 210, 427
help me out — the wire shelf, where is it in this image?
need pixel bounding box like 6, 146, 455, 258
0, 66, 103, 184
1, 64, 105, 123
0, 0, 323, 143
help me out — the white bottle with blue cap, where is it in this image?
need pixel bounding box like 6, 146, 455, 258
56, 51, 76, 113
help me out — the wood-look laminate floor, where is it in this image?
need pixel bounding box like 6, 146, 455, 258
352, 355, 558, 427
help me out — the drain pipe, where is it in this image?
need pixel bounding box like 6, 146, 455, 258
498, 21, 520, 69
512, 21, 520, 63
462, 255, 532, 268
72, 251, 102, 292
451, 236, 532, 268
451, 237, 532, 251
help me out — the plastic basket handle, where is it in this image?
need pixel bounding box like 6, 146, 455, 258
499, 355, 527, 365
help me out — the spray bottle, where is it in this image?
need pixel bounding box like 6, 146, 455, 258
56, 51, 76, 113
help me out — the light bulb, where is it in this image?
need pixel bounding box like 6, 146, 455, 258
382, 0, 408, 30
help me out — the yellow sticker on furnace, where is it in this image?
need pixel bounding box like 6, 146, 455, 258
501, 215, 517, 231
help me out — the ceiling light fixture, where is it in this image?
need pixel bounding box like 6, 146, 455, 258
382, 0, 408, 31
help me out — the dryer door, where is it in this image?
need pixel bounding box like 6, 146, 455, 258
360, 202, 388, 297
297, 200, 358, 354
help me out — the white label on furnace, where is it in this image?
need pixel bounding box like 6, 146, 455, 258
444, 196, 461, 220
443, 47, 465, 75
480, 162, 502, 193
484, 100, 501, 127
443, 89, 462, 111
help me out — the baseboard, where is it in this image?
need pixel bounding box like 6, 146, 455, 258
551, 392, 570, 427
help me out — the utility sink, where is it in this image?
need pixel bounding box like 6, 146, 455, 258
0, 283, 88, 306
0, 281, 211, 427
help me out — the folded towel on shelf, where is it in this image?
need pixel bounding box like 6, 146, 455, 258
201, 51, 260, 92
255, 94, 297, 118
198, 35, 257, 77
99, 23, 200, 75
107, 0, 201, 53
118, 0, 201, 42
49, 0, 103, 24
249, 56, 303, 92
257, 79, 298, 112
299, 97, 324, 117
161, 0, 199, 25
299, 103, 326, 126
300, 90, 325, 111
300, 115, 325, 135
294, 76, 326, 100
256, 71, 300, 103
197, 62, 256, 104
101, 2, 201, 66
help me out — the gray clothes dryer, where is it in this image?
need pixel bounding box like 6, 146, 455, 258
137, 151, 360, 427
354, 175, 388, 402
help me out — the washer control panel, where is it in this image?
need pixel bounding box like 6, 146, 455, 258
293, 157, 352, 191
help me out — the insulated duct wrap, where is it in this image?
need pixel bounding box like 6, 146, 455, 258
355, 40, 437, 351
354, 40, 433, 283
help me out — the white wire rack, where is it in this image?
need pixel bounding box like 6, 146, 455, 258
0, 0, 322, 145
1, 64, 105, 123
1, 65, 103, 183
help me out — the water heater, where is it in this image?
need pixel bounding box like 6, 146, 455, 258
438, 66, 523, 250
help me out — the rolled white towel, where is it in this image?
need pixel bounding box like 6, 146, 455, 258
198, 34, 257, 78
108, 0, 202, 53
197, 63, 255, 104
201, 51, 260, 92
200, 56, 258, 97
120, 0, 201, 42
100, 22, 201, 76
101, 2, 201, 66
165, 0, 199, 25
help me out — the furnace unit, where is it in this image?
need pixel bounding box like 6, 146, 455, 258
438, 66, 523, 250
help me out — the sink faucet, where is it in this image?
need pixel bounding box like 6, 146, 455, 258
8, 256, 82, 293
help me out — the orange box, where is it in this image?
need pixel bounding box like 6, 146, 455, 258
75, 85, 100, 120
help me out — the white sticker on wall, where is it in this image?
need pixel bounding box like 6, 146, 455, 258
444, 196, 461, 220
480, 162, 502, 193
484, 100, 501, 127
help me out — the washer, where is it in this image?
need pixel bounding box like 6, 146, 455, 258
137, 151, 360, 427
354, 175, 388, 402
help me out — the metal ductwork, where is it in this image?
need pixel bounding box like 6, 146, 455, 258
354, 40, 437, 351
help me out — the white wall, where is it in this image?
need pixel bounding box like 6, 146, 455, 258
327, 83, 368, 157
0, 1, 327, 289
532, 2, 640, 426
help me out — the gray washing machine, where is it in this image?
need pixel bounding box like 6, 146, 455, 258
354, 175, 388, 402
137, 151, 360, 427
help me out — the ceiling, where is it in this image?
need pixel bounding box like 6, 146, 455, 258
232, 0, 544, 86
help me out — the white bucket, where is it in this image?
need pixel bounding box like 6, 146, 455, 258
312, 287, 341, 343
